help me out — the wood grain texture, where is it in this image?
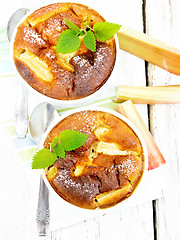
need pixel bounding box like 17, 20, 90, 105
51, 203, 154, 240
145, 0, 180, 239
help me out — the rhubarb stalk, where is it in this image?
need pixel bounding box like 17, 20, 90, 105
117, 25, 180, 75
116, 100, 166, 170
115, 85, 180, 104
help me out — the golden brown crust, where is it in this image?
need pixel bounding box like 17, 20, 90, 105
44, 110, 145, 209
13, 3, 116, 100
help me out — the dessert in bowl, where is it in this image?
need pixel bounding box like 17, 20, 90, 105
12, 2, 116, 107
40, 107, 147, 209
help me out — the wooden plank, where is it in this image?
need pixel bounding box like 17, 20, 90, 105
51, 203, 154, 240
145, 0, 180, 239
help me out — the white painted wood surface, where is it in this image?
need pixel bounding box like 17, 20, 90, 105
145, 0, 180, 239
0, 0, 179, 239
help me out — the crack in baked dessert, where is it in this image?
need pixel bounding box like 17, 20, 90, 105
13, 3, 116, 100
43, 110, 145, 209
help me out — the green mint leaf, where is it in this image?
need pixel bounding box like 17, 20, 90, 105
93, 22, 121, 41
64, 18, 81, 34
59, 129, 88, 151
50, 137, 60, 148
83, 30, 96, 52
52, 143, 65, 159
56, 29, 81, 54
32, 149, 57, 169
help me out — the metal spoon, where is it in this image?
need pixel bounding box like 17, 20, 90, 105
29, 102, 59, 237
7, 8, 29, 42
29, 102, 59, 145
7, 8, 29, 138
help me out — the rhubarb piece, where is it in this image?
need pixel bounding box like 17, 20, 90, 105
27, 4, 69, 26
18, 50, 53, 82
117, 26, 180, 75
95, 183, 132, 208
46, 166, 58, 181
115, 85, 180, 104
57, 51, 76, 72
116, 100, 166, 170
94, 141, 136, 156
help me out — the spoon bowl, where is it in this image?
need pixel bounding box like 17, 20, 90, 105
29, 102, 59, 145
7, 8, 29, 41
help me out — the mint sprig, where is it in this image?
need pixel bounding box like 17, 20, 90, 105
32, 130, 88, 169
56, 19, 121, 54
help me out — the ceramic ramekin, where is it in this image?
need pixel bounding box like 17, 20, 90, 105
40, 106, 148, 211
10, 2, 117, 109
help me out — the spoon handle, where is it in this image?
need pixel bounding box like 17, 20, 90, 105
14, 80, 28, 138
117, 25, 180, 75
36, 176, 50, 236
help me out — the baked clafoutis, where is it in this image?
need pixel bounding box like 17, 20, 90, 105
43, 110, 145, 209
13, 3, 116, 100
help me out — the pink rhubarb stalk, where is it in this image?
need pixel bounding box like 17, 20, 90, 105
116, 100, 166, 170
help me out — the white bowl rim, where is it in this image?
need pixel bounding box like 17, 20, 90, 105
40, 106, 148, 211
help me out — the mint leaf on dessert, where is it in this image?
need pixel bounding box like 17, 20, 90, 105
59, 129, 88, 151
31, 130, 88, 169
56, 19, 121, 54
50, 137, 60, 148
64, 18, 81, 34
93, 22, 121, 41
83, 31, 96, 52
32, 149, 57, 169
52, 143, 65, 159
56, 29, 81, 53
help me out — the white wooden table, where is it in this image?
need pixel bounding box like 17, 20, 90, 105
0, 0, 180, 239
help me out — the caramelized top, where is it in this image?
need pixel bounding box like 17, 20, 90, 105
13, 3, 116, 100
44, 110, 145, 209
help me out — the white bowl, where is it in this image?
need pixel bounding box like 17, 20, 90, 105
10, 2, 117, 109
40, 106, 148, 211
